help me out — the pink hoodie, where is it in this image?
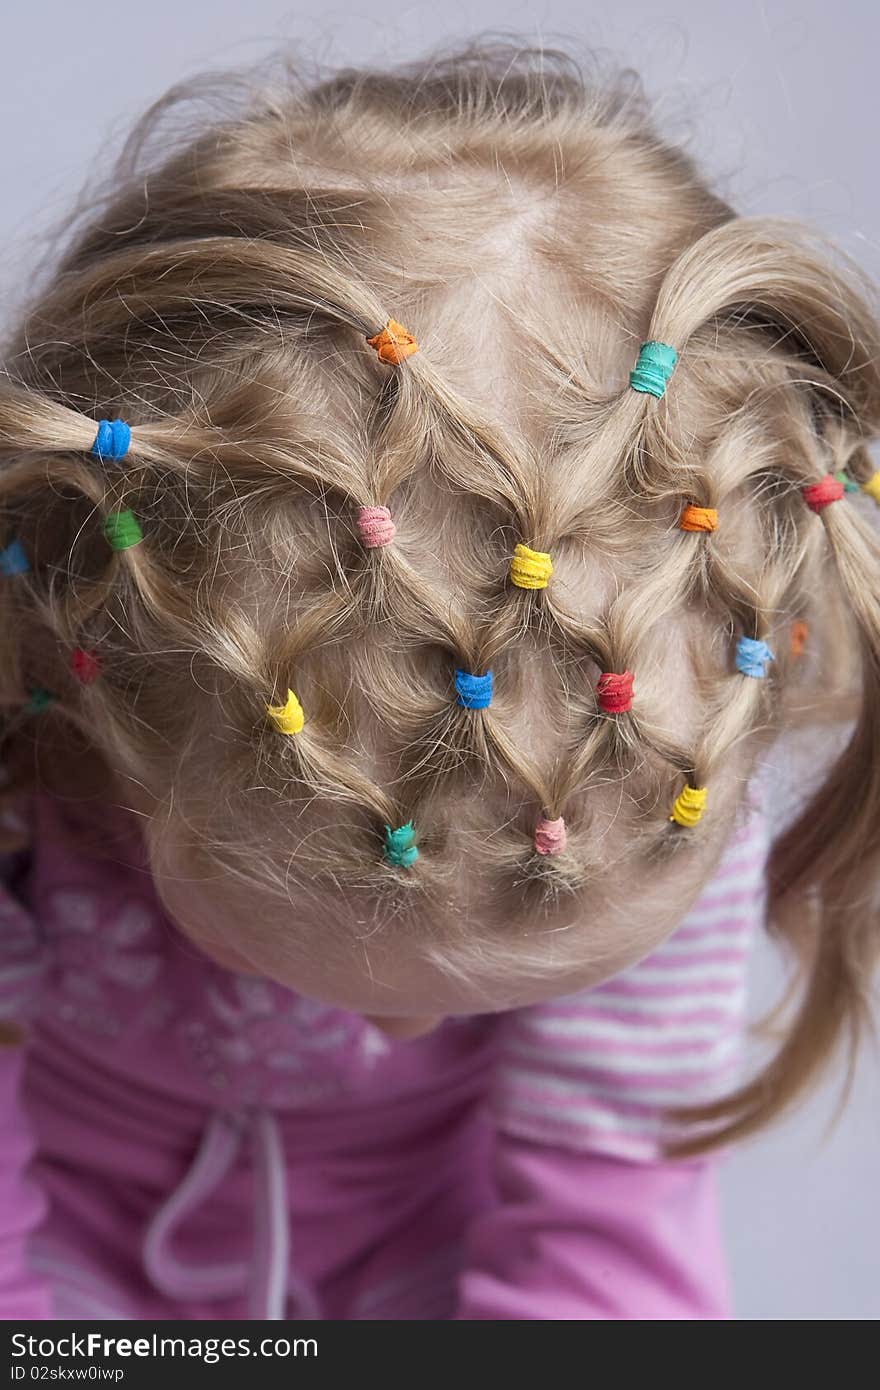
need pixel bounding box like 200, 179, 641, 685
0, 783, 767, 1320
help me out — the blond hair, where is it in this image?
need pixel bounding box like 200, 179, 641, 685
1, 40, 879, 1154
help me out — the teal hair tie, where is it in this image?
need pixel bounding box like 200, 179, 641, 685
383, 821, 418, 868
26, 687, 55, 713
629, 340, 678, 398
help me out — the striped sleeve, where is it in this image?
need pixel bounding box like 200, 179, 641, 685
489, 796, 769, 1161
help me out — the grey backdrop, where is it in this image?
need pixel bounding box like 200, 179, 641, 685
1, 1, 877, 1320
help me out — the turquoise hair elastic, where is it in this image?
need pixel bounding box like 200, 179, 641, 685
454, 669, 493, 709
26, 687, 55, 713
383, 821, 418, 868
735, 636, 775, 679
0, 539, 29, 576
629, 341, 678, 398
91, 418, 132, 462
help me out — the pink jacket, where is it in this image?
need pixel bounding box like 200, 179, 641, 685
0, 784, 767, 1320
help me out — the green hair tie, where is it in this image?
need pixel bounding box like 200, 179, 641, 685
104, 508, 143, 551
629, 340, 678, 398
26, 687, 56, 714
834, 470, 859, 494
383, 821, 418, 868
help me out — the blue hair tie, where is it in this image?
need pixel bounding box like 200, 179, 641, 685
0, 539, 29, 576
735, 636, 775, 679
90, 418, 132, 462
629, 341, 678, 398
454, 668, 493, 709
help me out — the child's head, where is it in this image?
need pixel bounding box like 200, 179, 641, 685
2, 42, 879, 1142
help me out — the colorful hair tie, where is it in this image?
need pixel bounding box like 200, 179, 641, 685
629, 340, 678, 398
103, 509, 143, 551
534, 815, 567, 856
861, 470, 880, 504
802, 475, 844, 513
597, 670, 634, 714
454, 669, 493, 709
679, 504, 718, 533
510, 543, 553, 590
356, 505, 396, 549
365, 319, 418, 365
0, 539, 29, 576
90, 418, 131, 462
833, 470, 859, 494
789, 620, 809, 657
70, 648, 101, 684
26, 687, 55, 714
670, 783, 707, 827
266, 689, 305, 735
735, 636, 775, 679
383, 821, 418, 868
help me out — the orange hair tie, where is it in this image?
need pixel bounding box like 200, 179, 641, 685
365, 318, 418, 365
790, 620, 809, 657
679, 504, 718, 533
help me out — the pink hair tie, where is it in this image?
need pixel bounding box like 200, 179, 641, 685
802, 474, 844, 513
357, 505, 396, 549
597, 670, 634, 714
534, 816, 567, 856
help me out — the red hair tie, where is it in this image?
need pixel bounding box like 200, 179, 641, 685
70, 648, 100, 684
802, 474, 844, 513
597, 670, 634, 714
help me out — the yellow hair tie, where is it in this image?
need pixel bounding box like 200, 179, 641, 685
510, 542, 553, 590
669, 783, 707, 827
266, 689, 305, 735
861, 470, 880, 505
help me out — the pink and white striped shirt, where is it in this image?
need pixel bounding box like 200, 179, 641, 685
0, 781, 768, 1320
491, 802, 766, 1161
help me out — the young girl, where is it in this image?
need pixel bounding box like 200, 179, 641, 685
1, 40, 878, 1322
